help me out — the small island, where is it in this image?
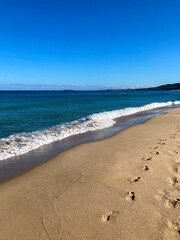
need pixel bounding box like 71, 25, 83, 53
63, 89, 75, 91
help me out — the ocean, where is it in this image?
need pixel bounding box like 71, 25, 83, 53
1, 90, 180, 161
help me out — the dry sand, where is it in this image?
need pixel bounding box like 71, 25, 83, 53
0, 108, 180, 240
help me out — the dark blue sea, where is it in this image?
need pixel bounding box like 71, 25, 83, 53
1, 90, 180, 160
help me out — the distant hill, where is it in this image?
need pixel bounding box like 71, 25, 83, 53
100, 83, 180, 91
143, 83, 180, 90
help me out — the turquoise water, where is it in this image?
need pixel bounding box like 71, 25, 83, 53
1, 90, 180, 138
0, 90, 180, 160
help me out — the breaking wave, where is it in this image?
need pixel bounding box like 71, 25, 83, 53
0, 101, 180, 160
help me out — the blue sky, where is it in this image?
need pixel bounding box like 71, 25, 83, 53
0, 0, 180, 90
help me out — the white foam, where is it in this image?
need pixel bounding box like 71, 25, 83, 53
0, 101, 179, 160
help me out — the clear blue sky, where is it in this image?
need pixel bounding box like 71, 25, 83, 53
0, 0, 180, 90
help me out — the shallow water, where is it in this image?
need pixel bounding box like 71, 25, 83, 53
1, 90, 180, 160
0, 104, 180, 183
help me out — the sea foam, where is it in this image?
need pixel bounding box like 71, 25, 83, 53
0, 101, 179, 160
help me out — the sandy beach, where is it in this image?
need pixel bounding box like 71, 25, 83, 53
0, 108, 180, 240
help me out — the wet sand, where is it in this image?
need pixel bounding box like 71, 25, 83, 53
0, 106, 169, 183
0, 108, 180, 239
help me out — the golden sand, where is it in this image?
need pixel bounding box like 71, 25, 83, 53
0, 109, 180, 239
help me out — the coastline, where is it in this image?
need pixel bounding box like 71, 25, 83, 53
1, 100, 180, 162
0, 104, 178, 183
0, 108, 180, 239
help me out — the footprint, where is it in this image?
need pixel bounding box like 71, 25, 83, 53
153, 146, 159, 149
156, 191, 180, 209
168, 177, 179, 187
165, 198, 180, 208
168, 221, 180, 234
150, 150, 160, 155
170, 136, 176, 139
170, 134, 177, 139
143, 156, 152, 161
143, 166, 149, 171
174, 151, 179, 155
159, 138, 167, 141
131, 177, 141, 183
126, 192, 135, 201
173, 165, 180, 175
101, 211, 119, 223
168, 165, 180, 176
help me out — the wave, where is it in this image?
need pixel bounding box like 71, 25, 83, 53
0, 101, 180, 160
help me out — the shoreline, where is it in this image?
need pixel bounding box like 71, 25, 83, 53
0, 108, 180, 239
0, 105, 174, 183
1, 101, 180, 161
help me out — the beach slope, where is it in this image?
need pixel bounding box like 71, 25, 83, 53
0, 109, 180, 240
